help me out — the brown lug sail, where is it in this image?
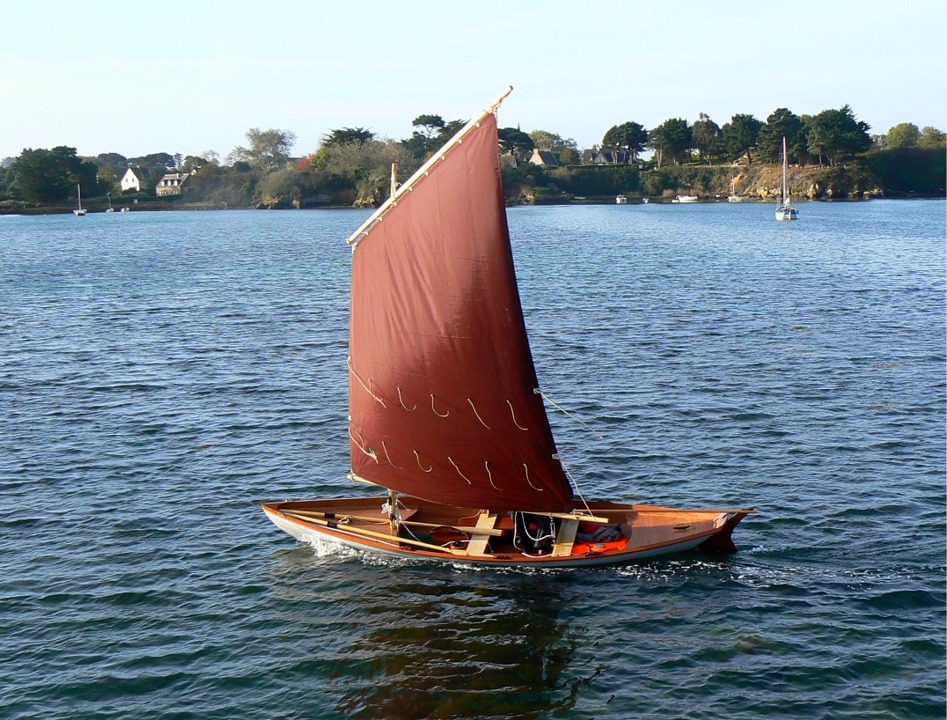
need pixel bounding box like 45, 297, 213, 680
347, 112, 573, 512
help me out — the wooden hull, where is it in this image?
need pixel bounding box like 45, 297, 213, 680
262, 496, 752, 568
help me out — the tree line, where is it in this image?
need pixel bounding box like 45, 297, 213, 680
0, 104, 943, 210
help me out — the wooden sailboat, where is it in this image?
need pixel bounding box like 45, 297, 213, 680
775, 136, 798, 221
73, 184, 87, 216
262, 87, 753, 567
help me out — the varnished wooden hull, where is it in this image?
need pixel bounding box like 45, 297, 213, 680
262, 496, 752, 568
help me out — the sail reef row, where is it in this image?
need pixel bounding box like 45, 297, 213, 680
262, 87, 754, 567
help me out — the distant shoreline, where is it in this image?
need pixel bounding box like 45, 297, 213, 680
3, 193, 943, 216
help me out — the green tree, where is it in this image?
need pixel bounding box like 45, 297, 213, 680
807, 105, 871, 166
498, 127, 534, 156
691, 113, 722, 164
757, 108, 806, 163
405, 115, 446, 158
886, 122, 920, 148
323, 127, 375, 147
13, 148, 66, 202
95, 152, 128, 167
13, 146, 97, 203
722, 114, 764, 164
229, 128, 297, 170
182, 154, 215, 172
129, 152, 176, 170
412, 114, 446, 139
529, 130, 579, 155
311, 137, 418, 206
258, 168, 304, 208
918, 126, 946, 147
601, 121, 648, 162
648, 118, 691, 167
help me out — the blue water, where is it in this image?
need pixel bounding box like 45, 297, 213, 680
1, 201, 944, 719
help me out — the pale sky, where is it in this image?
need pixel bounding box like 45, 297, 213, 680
2, 0, 945, 161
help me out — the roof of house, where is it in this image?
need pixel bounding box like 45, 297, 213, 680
123, 166, 151, 179
158, 172, 189, 183
529, 149, 560, 167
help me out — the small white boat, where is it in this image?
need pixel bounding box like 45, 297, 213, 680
673, 195, 698, 203
775, 136, 798, 221
73, 184, 87, 216
616, 194, 627, 204
105, 193, 115, 213
728, 177, 744, 202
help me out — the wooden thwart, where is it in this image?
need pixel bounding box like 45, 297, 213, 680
552, 518, 579, 557
547, 511, 611, 524
465, 512, 498, 556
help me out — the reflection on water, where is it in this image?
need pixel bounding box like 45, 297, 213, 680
271, 548, 586, 720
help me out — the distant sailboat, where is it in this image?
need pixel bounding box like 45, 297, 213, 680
728, 176, 744, 202
106, 193, 115, 213
775, 137, 798, 221
262, 88, 753, 567
73, 184, 87, 216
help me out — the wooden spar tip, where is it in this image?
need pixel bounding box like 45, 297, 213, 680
345, 85, 514, 247
488, 85, 514, 114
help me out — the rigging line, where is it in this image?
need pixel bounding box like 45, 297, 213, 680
413, 450, 432, 473
397, 387, 416, 411
468, 399, 491, 429
534, 388, 604, 440
507, 400, 528, 431
347, 358, 387, 408
401, 521, 426, 544
554, 453, 595, 517
431, 394, 449, 417
447, 457, 472, 485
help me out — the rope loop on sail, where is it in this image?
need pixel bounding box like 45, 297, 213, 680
349, 427, 378, 462
484, 461, 502, 491
413, 450, 432, 473
523, 463, 543, 492
431, 394, 449, 417
397, 387, 416, 411
381, 441, 402, 469
468, 399, 491, 429
507, 400, 528, 431
348, 358, 387, 408
448, 456, 472, 485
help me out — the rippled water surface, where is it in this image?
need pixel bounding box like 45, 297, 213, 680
1, 201, 944, 719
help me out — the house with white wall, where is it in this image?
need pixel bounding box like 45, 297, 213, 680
120, 167, 151, 192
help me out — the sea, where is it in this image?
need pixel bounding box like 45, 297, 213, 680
0, 199, 944, 719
